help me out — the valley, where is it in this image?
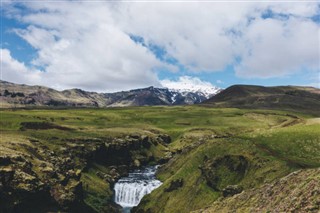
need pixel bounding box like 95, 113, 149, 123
2, 1, 319, 212
0, 105, 319, 212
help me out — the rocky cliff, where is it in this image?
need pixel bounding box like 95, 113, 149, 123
0, 130, 171, 212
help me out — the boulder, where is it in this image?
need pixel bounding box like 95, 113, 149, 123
134, 159, 141, 168
158, 152, 173, 164
129, 133, 140, 140
0, 167, 15, 185
158, 134, 172, 144
222, 185, 243, 197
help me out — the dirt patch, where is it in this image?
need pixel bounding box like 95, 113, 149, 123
306, 118, 320, 125
20, 122, 73, 131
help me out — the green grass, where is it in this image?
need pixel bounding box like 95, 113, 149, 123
81, 164, 113, 212
138, 137, 295, 212
0, 106, 319, 212
247, 124, 320, 168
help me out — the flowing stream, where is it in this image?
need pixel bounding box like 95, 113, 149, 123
114, 166, 162, 213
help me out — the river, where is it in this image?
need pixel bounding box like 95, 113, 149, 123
114, 165, 162, 213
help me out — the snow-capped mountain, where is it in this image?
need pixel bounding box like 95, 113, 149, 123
109, 86, 217, 106
161, 76, 222, 99
1, 80, 222, 107
166, 86, 221, 99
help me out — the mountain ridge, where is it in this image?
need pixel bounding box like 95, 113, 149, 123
0, 80, 221, 108
203, 84, 320, 116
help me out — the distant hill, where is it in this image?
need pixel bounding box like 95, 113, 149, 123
203, 85, 320, 116
0, 80, 221, 108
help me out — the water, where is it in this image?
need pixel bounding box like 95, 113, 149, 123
114, 166, 162, 212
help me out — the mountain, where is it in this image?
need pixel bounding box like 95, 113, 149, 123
161, 80, 221, 99
0, 81, 221, 108
203, 85, 320, 116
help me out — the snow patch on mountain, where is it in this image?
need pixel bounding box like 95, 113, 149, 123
160, 76, 221, 98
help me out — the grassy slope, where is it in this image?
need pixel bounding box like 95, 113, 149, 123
193, 167, 320, 213
134, 111, 320, 212
0, 106, 319, 212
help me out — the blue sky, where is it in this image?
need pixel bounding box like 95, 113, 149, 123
2, 17, 36, 66
1, 1, 319, 92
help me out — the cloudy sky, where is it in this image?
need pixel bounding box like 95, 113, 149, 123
1, 1, 319, 92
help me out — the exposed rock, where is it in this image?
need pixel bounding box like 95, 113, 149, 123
141, 135, 152, 148
134, 159, 141, 168
158, 152, 173, 164
165, 178, 184, 192
129, 133, 141, 140
222, 185, 243, 197
96, 171, 105, 179
0, 167, 15, 184
0, 132, 167, 212
50, 180, 83, 210
157, 134, 172, 144
116, 165, 129, 177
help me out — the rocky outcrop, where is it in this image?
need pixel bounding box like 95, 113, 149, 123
0, 132, 170, 212
0, 161, 55, 212
222, 185, 243, 197
0, 147, 87, 212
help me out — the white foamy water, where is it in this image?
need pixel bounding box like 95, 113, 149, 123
114, 166, 162, 210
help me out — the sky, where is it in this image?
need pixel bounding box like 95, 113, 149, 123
1, 0, 319, 92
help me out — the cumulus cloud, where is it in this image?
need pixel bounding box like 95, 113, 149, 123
2, 1, 319, 91
3, 2, 166, 91
1, 48, 42, 85
116, 2, 252, 72
235, 15, 319, 78
117, 2, 319, 77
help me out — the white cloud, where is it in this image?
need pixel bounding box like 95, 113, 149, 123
235, 16, 319, 78
116, 2, 254, 72
1, 48, 42, 85
2, 1, 319, 91
3, 2, 166, 91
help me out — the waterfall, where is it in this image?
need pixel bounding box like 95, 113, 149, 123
114, 166, 162, 209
